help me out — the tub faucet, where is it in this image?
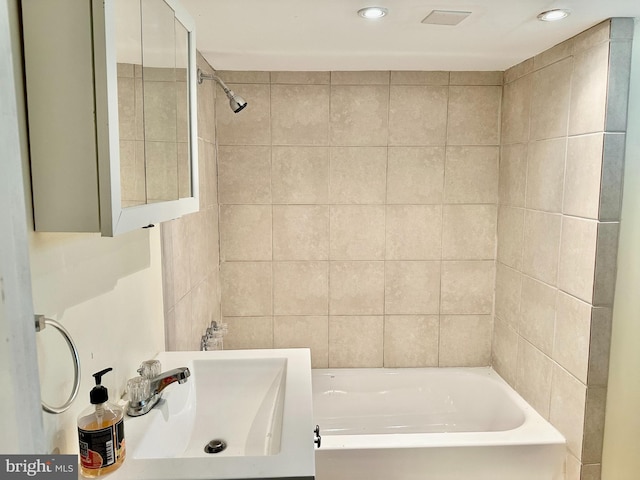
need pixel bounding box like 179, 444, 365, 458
126, 367, 190, 417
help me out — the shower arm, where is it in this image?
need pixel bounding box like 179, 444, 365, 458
197, 69, 232, 95
196, 68, 248, 113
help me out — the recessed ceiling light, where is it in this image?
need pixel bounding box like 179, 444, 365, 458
358, 6, 388, 19
537, 9, 570, 22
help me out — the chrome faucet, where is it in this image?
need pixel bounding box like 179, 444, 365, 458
126, 367, 190, 417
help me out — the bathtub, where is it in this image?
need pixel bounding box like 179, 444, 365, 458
312, 367, 565, 480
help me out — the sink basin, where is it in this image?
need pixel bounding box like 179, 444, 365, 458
132, 358, 286, 459
108, 349, 315, 480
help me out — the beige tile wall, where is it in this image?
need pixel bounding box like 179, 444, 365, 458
493, 19, 633, 480
156, 20, 633, 480
216, 69, 502, 369
161, 53, 221, 350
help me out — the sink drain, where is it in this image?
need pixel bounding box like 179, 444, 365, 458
204, 439, 227, 454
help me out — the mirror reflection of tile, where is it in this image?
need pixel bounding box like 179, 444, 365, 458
118, 63, 191, 207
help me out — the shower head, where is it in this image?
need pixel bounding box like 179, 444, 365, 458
226, 91, 247, 113
197, 68, 248, 113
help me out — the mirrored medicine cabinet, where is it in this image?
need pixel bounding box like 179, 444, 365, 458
22, 0, 198, 236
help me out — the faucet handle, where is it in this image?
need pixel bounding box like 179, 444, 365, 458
127, 376, 150, 404
137, 359, 161, 379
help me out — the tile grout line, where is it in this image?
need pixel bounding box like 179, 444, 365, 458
382, 71, 391, 367
327, 73, 333, 367
437, 73, 452, 366
269, 76, 275, 348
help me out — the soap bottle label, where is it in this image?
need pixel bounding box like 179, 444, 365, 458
78, 419, 125, 470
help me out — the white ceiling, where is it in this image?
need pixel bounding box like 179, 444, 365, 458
179, 0, 640, 72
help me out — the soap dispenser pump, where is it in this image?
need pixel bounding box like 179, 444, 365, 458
78, 367, 126, 477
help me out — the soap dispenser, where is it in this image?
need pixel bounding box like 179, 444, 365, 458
78, 368, 126, 477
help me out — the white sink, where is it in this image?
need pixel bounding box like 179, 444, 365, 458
107, 349, 315, 480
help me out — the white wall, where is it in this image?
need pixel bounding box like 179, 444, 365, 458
601, 18, 640, 480
30, 230, 165, 454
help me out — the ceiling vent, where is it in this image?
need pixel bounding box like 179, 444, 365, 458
421, 10, 472, 26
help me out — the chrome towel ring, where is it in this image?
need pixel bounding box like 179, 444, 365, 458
35, 315, 81, 414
